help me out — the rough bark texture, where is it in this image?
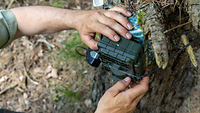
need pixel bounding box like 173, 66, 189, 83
92, 0, 200, 113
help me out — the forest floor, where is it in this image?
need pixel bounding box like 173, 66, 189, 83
0, 0, 200, 113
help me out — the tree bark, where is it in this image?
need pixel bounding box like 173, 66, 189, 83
92, 0, 200, 112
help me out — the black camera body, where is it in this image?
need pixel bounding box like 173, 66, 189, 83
86, 14, 147, 82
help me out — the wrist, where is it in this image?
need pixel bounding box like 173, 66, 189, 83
64, 10, 86, 30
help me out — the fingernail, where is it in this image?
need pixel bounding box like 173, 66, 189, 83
127, 23, 133, 30
124, 77, 130, 82
126, 32, 132, 39
114, 35, 120, 41
127, 11, 132, 16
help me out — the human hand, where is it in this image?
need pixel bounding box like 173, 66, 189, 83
75, 6, 133, 50
95, 76, 149, 113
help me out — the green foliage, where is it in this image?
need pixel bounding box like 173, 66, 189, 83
137, 12, 146, 25
52, 90, 60, 101
51, 1, 64, 8
62, 33, 87, 59
52, 87, 81, 110
59, 88, 81, 101
52, 88, 81, 107
52, 82, 81, 101
50, 0, 72, 8
137, 12, 146, 34
51, 31, 90, 112
52, 88, 80, 101
54, 32, 88, 68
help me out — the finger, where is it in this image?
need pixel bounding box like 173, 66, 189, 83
144, 69, 149, 75
81, 34, 98, 50
145, 68, 149, 73
126, 76, 149, 100
106, 77, 131, 97
88, 19, 121, 42
98, 13, 132, 39
130, 69, 149, 88
139, 76, 150, 86
108, 6, 132, 17
104, 11, 133, 30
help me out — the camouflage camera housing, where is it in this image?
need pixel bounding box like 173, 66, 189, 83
97, 35, 146, 82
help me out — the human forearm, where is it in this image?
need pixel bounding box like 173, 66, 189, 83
10, 6, 133, 50
10, 6, 81, 38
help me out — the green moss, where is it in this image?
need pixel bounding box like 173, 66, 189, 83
137, 12, 146, 34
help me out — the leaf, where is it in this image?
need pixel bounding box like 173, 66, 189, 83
46, 68, 58, 79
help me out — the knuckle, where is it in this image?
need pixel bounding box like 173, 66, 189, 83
110, 11, 118, 18
127, 94, 136, 100
108, 20, 116, 26
122, 7, 127, 12
112, 11, 118, 16
123, 103, 129, 108
93, 11, 101, 16
119, 27, 127, 34
99, 24, 107, 31
117, 80, 126, 88
90, 44, 96, 50
86, 19, 94, 27
141, 85, 149, 93
105, 89, 114, 96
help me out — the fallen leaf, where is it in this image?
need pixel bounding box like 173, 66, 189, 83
24, 99, 30, 110
45, 65, 52, 75
46, 68, 58, 79
7, 101, 10, 105
0, 76, 8, 83
83, 70, 88, 74
84, 99, 92, 108
18, 76, 24, 81
23, 93, 28, 100
38, 50, 44, 57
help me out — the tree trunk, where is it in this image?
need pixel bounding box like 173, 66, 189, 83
92, 0, 200, 112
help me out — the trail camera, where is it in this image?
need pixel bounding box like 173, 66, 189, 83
86, 14, 147, 82
97, 36, 146, 81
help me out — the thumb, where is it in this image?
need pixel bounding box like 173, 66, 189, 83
82, 35, 98, 50
108, 77, 131, 97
